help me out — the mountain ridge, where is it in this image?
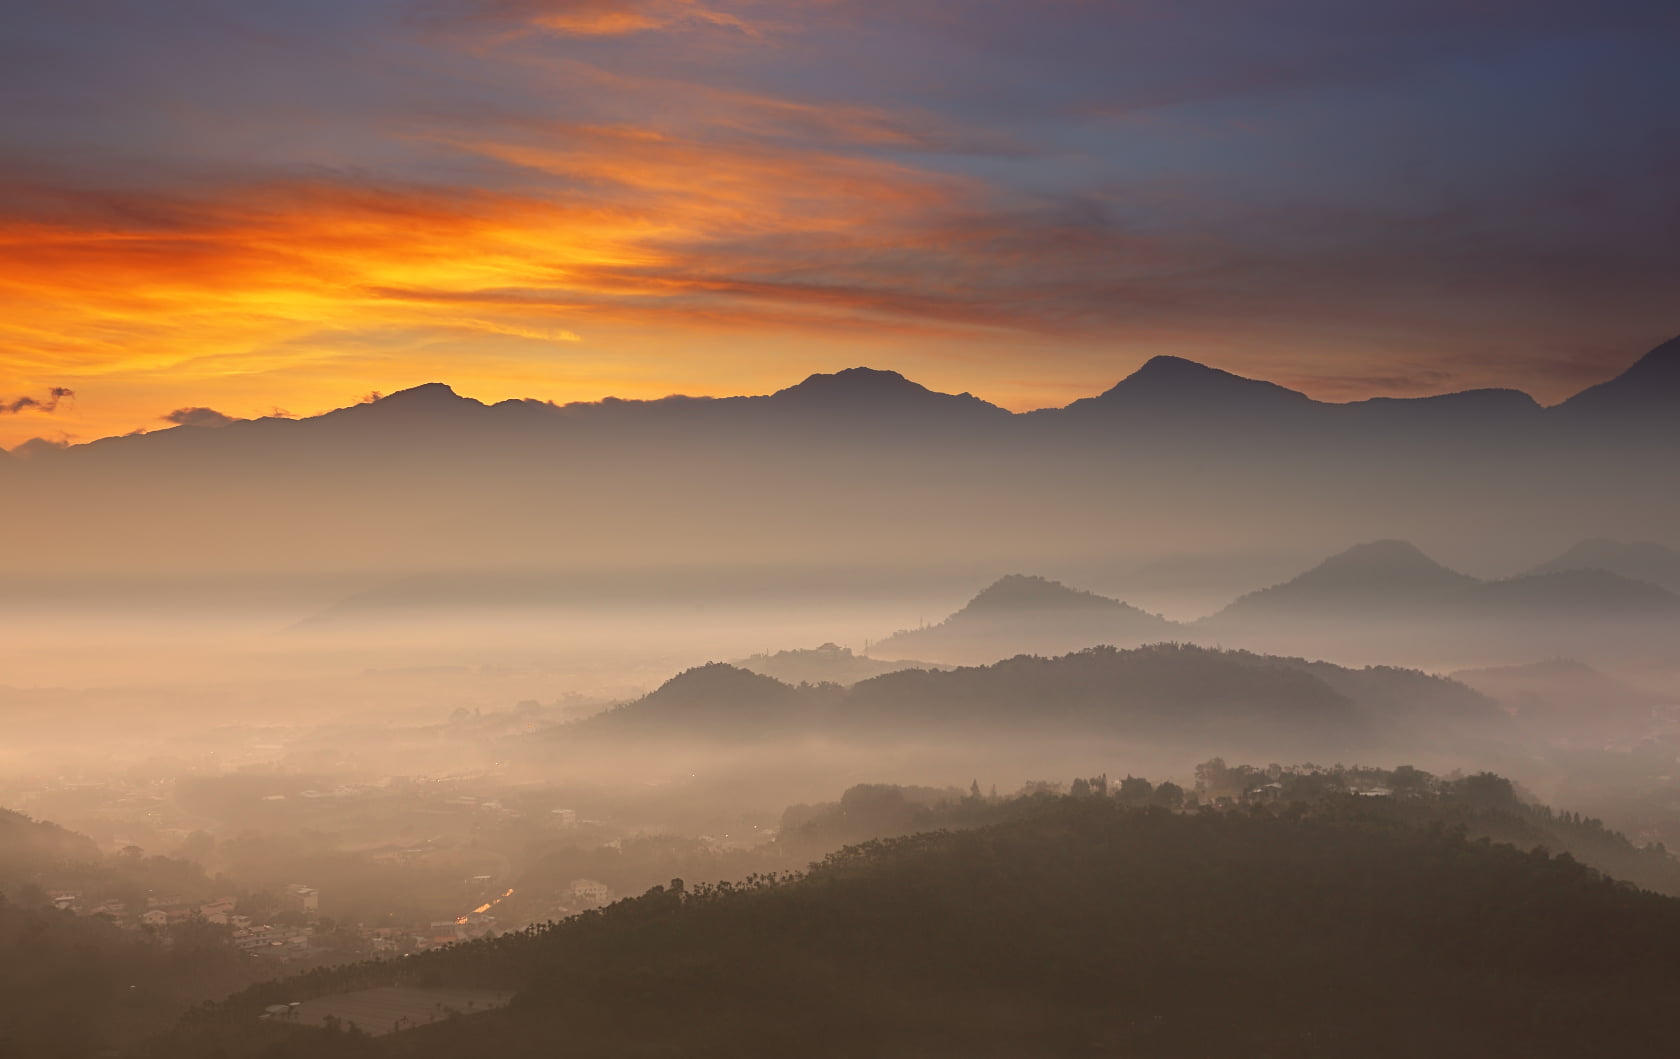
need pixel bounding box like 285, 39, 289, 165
9, 334, 1678, 456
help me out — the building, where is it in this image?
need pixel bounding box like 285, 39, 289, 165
569, 879, 611, 906
285, 883, 320, 914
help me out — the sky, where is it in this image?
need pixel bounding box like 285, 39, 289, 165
2, 0, 1678, 447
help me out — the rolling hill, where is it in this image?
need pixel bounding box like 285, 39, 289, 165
870, 574, 1177, 664
146, 792, 1680, 1059
563, 643, 1502, 756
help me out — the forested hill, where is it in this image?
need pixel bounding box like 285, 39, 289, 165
565, 644, 1502, 756
149, 793, 1680, 1059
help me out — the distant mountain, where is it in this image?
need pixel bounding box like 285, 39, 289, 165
1527, 538, 1680, 594
561, 644, 1501, 755
1463, 569, 1680, 616
5, 337, 1679, 579
733, 644, 946, 686
1210, 540, 1478, 620
574, 663, 826, 739
1052, 354, 1313, 419
1556, 334, 1680, 419
870, 575, 1177, 664
762, 367, 1009, 421
1198, 540, 1680, 666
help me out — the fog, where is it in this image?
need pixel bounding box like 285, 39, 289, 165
5, 350, 1680, 1055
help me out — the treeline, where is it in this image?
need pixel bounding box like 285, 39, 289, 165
145, 778, 1680, 1058
563, 644, 1505, 756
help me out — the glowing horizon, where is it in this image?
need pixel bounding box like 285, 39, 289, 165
3, 1, 1677, 448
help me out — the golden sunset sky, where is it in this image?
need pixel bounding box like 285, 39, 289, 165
3, 0, 1677, 447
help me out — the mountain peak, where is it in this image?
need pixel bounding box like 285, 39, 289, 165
377, 382, 465, 405
1557, 334, 1680, 413
774, 367, 923, 399
1309, 539, 1471, 582
961, 574, 1124, 614
765, 366, 1005, 418
324, 382, 482, 424
1086, 355, 1312, 409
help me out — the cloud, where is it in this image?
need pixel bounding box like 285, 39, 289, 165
162, 406, 236, 427
2, 0, 1678, 439
418, 0, 759, 38
1, 386, 74, 414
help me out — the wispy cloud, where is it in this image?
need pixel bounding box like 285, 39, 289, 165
0, 0, 1677, 443
2, 387, 74, 414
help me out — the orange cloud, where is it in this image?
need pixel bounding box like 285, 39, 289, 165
0, 110, 1050, 445
432, 0, 761, 38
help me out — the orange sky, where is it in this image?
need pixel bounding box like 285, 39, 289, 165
3, 0, 1676, 448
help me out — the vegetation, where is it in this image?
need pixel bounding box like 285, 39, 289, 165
143, 773, 1680, 1058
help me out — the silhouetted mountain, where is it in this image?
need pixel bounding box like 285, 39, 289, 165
1055, 354, 1313, 418
1527, 538, 1680, 593
763, 367, 1008, 419
871, 575, 1176, 663
154, 795, 1680, 1059
1199, 540, 1680, 666
1211, 540, 1477, 619
562, 644, 1500, 755
6, 338, 1679, 578
1556, 334, 1680, 418
575, 663, 822, 738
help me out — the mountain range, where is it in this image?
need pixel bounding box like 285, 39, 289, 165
2, 337, 1676, 577
863, 539, 1680, 668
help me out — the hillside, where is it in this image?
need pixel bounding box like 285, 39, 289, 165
147, 792, 1680, 1058
561, 644, 1501, 756
871, 575, 1177, 664
1197, 540, 1680, 665
1526, 538, 1680, 593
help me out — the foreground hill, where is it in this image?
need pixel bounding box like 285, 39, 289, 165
870, 574, 1178, 663
564, 644, 1502, 757
150, 794, 1680, 1058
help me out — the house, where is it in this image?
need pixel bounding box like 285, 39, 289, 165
569, 879, 611, 906
140, 909, 169, 929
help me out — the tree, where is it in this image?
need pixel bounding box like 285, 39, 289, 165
1152, 782, 1185, 811
1117, 775, 1154, 806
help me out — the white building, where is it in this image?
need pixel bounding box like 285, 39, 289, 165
285, 884, 320, 913
569, 879, 611, 906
